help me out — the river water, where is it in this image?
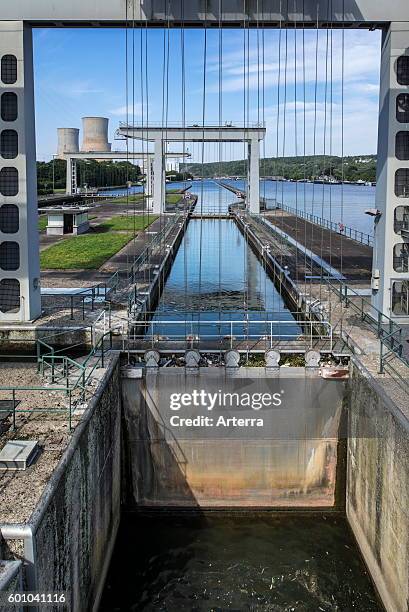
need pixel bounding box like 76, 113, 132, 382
99, 178, 376, 236
181, 179, 376, 235
100, 513, 381, 611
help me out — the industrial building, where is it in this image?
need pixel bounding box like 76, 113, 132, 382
81, 116, 111, 154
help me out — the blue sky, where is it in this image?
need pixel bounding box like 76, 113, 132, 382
33, 27, 381, 162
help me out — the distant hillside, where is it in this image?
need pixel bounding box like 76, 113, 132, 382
182, 155, 377, 183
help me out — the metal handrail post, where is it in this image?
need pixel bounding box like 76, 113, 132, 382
82, 371, 86, 401
379, 341, 384, 374
377, 311, 382, 338
12, 389, 16, 430
36, 341, 41, 373
66, 359, 70, 396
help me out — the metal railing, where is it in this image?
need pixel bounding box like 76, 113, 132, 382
126, 311, 333, 351
126, 215, 178, 282
189, 208, 232, 217
41, 276, 119, 321
326, 278, 409, 394
118, 121, 265, 129
127, 214, 187, 316
237, 212, 309, 310
0, 328, 113, 430
40, 215, 183, 322
268, 200, 374, 247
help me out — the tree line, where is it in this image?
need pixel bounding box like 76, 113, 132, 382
183, 154, 377, 182
37, 159, 142, 195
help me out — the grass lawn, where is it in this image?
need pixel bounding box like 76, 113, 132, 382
38, 215, 47, 231
101, 214, 158, 232
40, 233, 133, 269
107, 194, 145, 205
166, 194, 183, 205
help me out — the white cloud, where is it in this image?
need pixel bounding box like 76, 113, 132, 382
206, 29, 381, 94
43, 78, 105, 98
71, 87, 104, 95
109, 103, 142, 117
260, 94, 380, 157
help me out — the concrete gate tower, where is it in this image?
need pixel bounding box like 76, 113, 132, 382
0, 22, 40, 321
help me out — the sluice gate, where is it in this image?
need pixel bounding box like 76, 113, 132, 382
121, 367, 346, 509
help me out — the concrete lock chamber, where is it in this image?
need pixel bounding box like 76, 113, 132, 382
81, 117, 111, 153
57, 128, 80, 158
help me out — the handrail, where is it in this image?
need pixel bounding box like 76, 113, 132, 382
325, 277, 409, 394
119, 120, 266, 129
237, 212, 313, 312
127, 214, 184, 315
127, 313, 333, 351
1, 328, 114, 430
40, 216, 175, 321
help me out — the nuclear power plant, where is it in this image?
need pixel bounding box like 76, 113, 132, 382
55, 116, 191, 196
57, 127, 80, 158
81, 116, 111, 153
57, 117, 111, 159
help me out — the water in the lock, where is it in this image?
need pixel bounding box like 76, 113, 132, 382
100, 513, 381, 611
149, 217, 300, 341
144, 180, 299, 340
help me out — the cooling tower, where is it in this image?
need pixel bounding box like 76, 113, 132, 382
57, 128, 80, 158
81, 117, 111, 153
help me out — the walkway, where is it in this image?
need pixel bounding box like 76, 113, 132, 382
264, 210, 373, 283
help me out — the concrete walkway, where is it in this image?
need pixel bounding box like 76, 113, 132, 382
264, 210, 373, 283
